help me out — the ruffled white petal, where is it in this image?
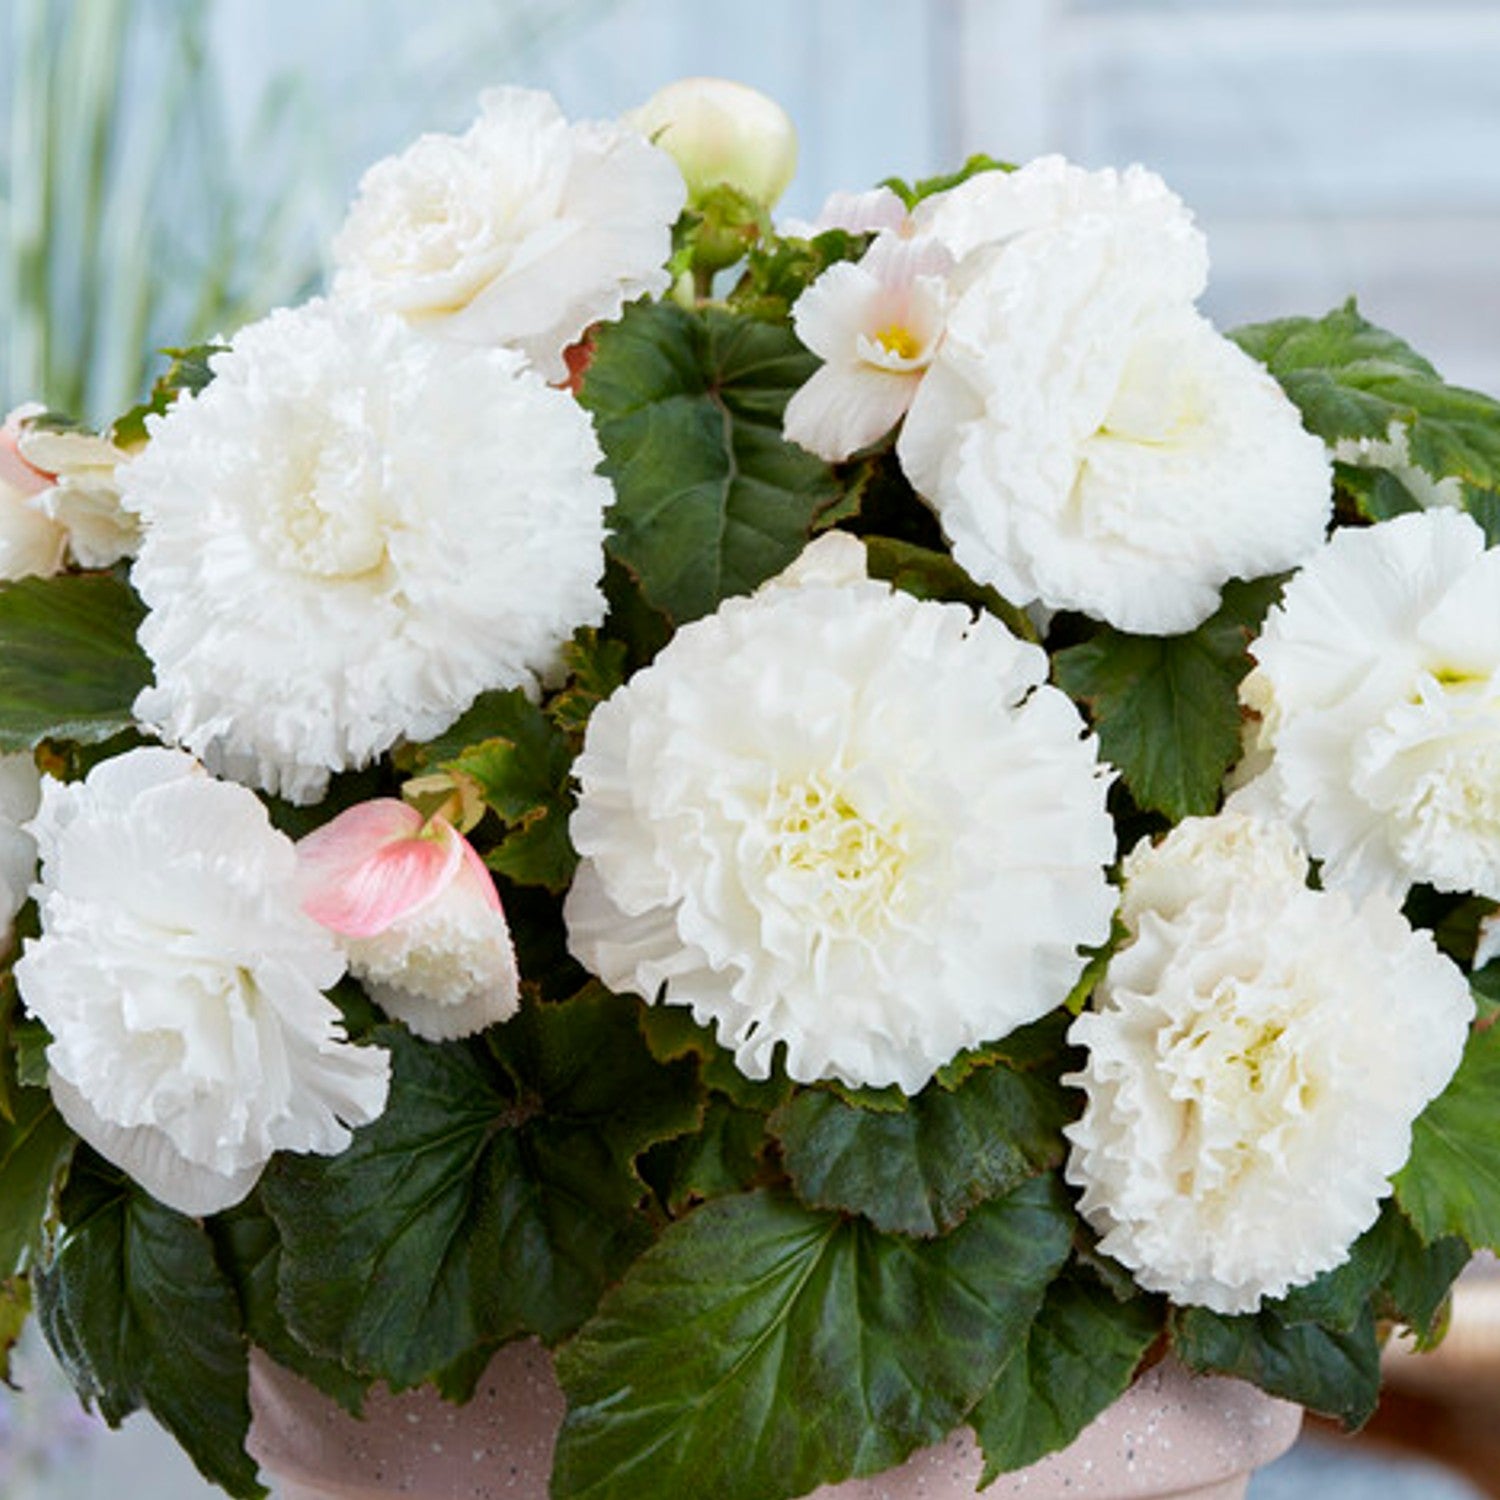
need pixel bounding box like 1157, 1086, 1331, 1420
898, 214, 1330, 633
350, 867, 520, 1042
1238, 510, 1500, 901
1066, 812, 1472, 1314
122, 298, 610, 804
14, 748, 389, 1215
565, 533, 1117, 1093
912, 155, 1204, 274
333, 86, 683, 381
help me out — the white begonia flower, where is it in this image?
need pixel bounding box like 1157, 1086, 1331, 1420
333, 86, 684, 382
565, 531, 1117, 1094
13, 748, 390, 1216
1333, 421, 1463, 511
0, 406, 67, 580
626, 77, 797, 209
1066, 812, 1472, 1315
897, 206, 1332, 635
0, 752, 42, 951
911, 155, 1197, 266
298, 799, 520, 1042
1236, 509, 1500, 903
784, 234, 954, 462
16, 419, 140, 567
1116, 810, 1307, 930
122, 297, 610, 806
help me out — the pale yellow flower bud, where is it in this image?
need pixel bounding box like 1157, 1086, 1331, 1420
627, 77, 797, 210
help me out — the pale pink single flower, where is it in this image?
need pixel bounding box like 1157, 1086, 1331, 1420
783, 232, 953, 462
299, 799, 521, 1041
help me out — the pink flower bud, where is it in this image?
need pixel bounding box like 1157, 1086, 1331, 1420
298, 799, 520, 1040
0, 406, 56, 497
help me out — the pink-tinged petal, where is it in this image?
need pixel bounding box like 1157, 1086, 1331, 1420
860, 232, 954, 291
298, 799, 462, 937
782, 186, 910, 239
783, 362, 921, 461
790, 260, 880, 362
0, 409, 54, 496
456, 833, 504, 914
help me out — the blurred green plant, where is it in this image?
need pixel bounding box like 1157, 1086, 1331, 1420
1, 0, 614, 426
2, 0, 323, 423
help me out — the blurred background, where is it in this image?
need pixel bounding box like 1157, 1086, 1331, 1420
3, 0, 1499, 1495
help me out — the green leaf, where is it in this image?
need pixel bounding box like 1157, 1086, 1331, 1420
211, 1193, 372, 1417
1395, 1022, 1500, 1248
933, 1011, 1076, 1091
13, 1021, 50, 1090
1375, 1212, 1469, 1342
110, 343, 225, 448
882, 155, 1014, 209
642, 1098, 772, 1215
1232, 301, 1500, 541
861, 536, 1035, 641
549, 630, 630, 742
729, 229, 863, 323
971, 1270, 1162, 1482
1171, 1304, 1380, 1428
770, 1060, 1071, 1236
637, 1001, 793, 1112
0, 1088, 75, 1278
1271, 1202, 1467, 1340
0, 572, 151, 751
0, 971, 19, 1122
0, 1274, 30, 1385
552, 1175, 1074, 1500
34, 1152, 265, 1497
580, 300, 841, 625
264, 992, 697, 1387
1052, 577, 1284, 819
420, 689, 577, 892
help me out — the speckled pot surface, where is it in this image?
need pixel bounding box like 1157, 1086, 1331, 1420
247, 1343, 1302, 1500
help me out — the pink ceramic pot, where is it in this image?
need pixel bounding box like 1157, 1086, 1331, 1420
247, 1343, 1302, 1500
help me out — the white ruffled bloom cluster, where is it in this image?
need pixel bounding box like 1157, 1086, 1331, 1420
1236, 510, 1500, 902
565, 532, 1117, 1093
333, 86, 684, 381
1066, 812, 1472, 1314
122, 297, 610, 805
784, 157, 1331, 634
14, 749, 390, 1216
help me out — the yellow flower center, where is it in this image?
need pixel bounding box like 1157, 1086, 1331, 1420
766, 775, 909, 935
873, 323, 920, 361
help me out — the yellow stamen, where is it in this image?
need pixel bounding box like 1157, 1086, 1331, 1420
873, 324, 920, 360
